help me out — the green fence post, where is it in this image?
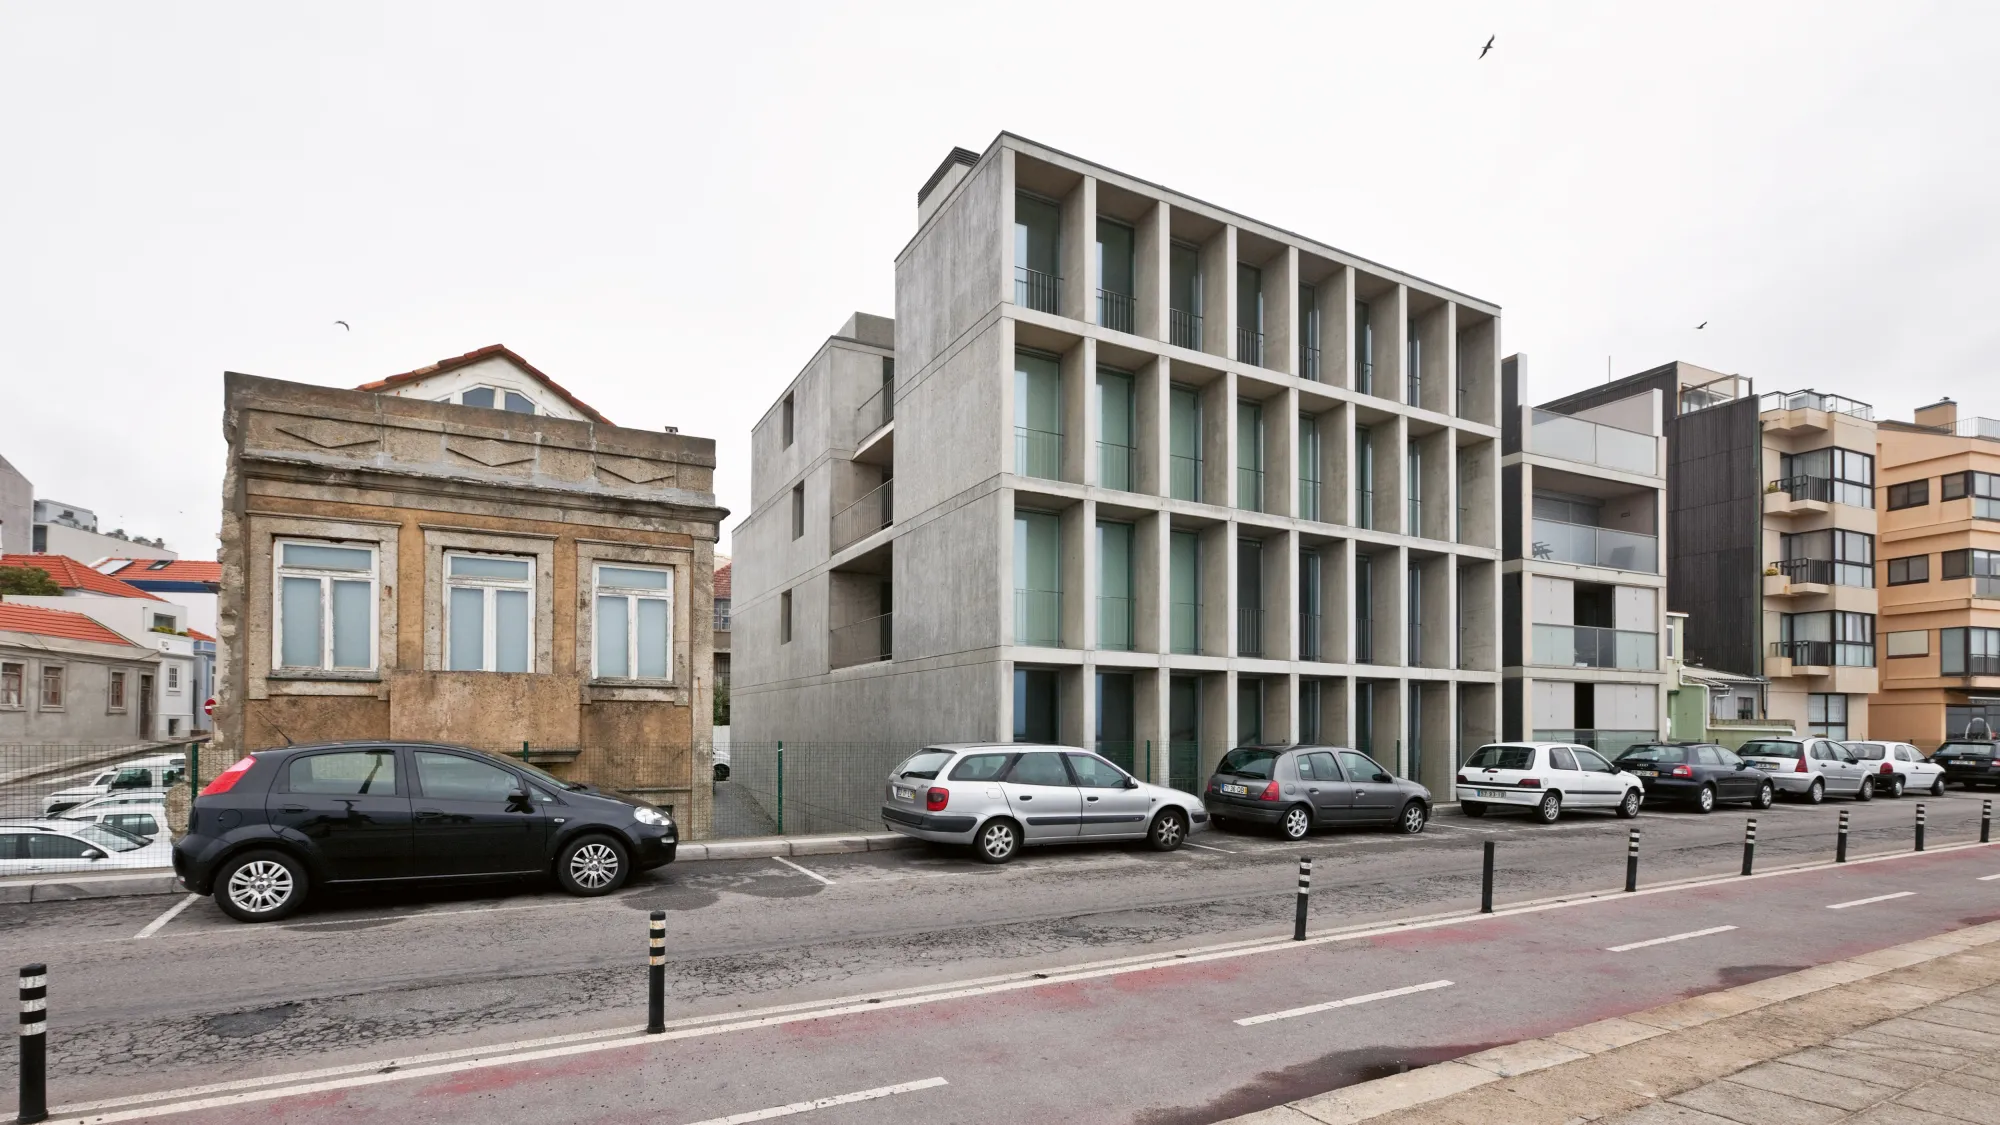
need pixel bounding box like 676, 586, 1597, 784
1145, 739, 1152, 784
522, 740, 529, 760
776, 741, 785, 835
188, 741, 199, 805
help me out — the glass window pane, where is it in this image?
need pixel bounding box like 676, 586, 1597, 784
415, 752, 521, 801
503, 391, 535, 413
1096, 219, 1134, 295
289, 751, 397, 796
1014, 194, 1059, 276
280, 576, 323, 667
330, 580, 372, 668
636, 597, 670, 678
461, 387, 496, 409
1098, 523, 1132, 599
1098, 371, 1133, 447
495, 590, 529, 672
599, 566, 670, 590
596, 595, 630, 677
282, 543, 372, 571
450, 555, 532, 580
448, 586, 485, 670
1015, 352, 1062, 434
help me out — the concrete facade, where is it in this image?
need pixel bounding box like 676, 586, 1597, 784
0, 610, 160, 746
5, 595, 197, 740
0, 455, 29, 557
213, 360, 727, 831
734, 134, 1505, 800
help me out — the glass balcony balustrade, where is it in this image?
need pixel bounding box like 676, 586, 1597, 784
1528, 410, 1657, 475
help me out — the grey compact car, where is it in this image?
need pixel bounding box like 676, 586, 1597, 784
880, 743, 1210, 864
1737, 737, 1876, 803
1205, 745, 1432, 840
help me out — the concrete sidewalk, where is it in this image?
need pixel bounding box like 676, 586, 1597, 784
1228, 920, 2000, 1125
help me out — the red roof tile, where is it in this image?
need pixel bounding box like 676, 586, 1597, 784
714, 561, 731, 599
0, 555, 163, 600
98, 559, 222, 586
0, 602, 144, 648
355, 344, 612, 425
185, 628, 216, 642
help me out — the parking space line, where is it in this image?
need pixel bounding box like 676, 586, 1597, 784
678, 1076, 948, 1125
1828, 891, 1916, 910
1978, 873, 2000, 882
1183, 841, 1234, 853
1606, 924, 1737, 953
772, 856, 835, 886
132, 893, 201, 940
1234, 979, 1454, 1027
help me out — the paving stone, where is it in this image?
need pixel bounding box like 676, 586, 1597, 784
1777, 1045, 1944, 1088
1870, 1016, 2000, 1053
1599, 1103, 1742, 1125
1459, 1039, 1589, 1078
1897, 1078, 2000, 1122
1725, 1059, 1900, 1111
1829, 1031, 1981, 1068
1935, 1068, 2000, 1096
1941, 992, 2000, 1018
1844, 1103, 1976, 1125
1905, 1004, 2000, 1035
1551, 1017, 1668, 1055
1669, 1080, 1851, 1125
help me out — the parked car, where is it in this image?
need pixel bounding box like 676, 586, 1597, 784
1736, 738, 1875, 803
1932, 740, 2000, 789
173, 741, 677, 923
1456, 742, 1644, 823
1612, 742, 1775, 813
41, 756, 186, 815
0, 820, 173, 876
60, 802, 168, 841
879, 743, 1208, 863
58, 790, 172, 817
1842, 741, 1945, 798
1206, 745, 1430, 840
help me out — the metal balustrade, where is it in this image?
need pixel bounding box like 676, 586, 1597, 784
829, 613, 892, 669
828, 479, 893, 552
1098, 289, 1135, 333
1015, 267, 1060, 314
1014, 589, 1063, 647
1169, 309, 1202, 350
1015, 426, 1064, 481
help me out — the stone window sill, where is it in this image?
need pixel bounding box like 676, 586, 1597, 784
268, 670, 383, 683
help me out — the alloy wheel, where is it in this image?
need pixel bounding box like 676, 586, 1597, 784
1283, 807, 1310, 840
981, 823, 1016, 859
1697, 786, 1715, 813
568, 842, 621, 890
226, 860, 294, 915
1154, 813, 1185, 848
1400, 803, 1427, 833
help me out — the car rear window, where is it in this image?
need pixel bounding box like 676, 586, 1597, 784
1938, 742, 1997, 758
1217, 747, 1280, 779
1740, 741, 1804, 759
894, 751, 954, 780
948, 753, 1012, 781
1464, 745, 1535, 770
1842, 742, 1887, 760
1616, 745, 1688, 764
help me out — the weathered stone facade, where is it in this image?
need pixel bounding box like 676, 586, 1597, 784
211, 362, 727, 835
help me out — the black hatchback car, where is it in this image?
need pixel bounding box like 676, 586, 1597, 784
1612, 742, 1775, 813
174, 741, 677, 922
1932, 740, 2000, 789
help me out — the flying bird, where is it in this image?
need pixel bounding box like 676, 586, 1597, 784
334, 320, 350, 331
1695, 321, 1707, 330
1479, 36, 1495, 58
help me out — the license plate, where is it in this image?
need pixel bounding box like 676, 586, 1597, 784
1476, 789, 1506, 799
893, 786, 916, 801
1223, 783, 1251, 796
1633, 770, 1658, 777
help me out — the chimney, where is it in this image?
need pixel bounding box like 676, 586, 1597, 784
1914, 397, 1958, 430
917, 146, 980, 228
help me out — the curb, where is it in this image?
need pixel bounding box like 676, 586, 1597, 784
0, 872, 184, 904
676, 832, 919, 861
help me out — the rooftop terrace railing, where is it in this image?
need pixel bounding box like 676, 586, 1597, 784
1760, 389, 1875, 420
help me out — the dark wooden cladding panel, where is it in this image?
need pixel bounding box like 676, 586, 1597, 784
1667, 397, 1761, 677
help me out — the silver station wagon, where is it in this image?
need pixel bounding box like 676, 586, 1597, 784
880, 743, 1210, 864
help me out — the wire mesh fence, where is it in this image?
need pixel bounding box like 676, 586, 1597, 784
0, 740, 204, 876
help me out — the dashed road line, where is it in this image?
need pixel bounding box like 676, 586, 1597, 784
1606, 924, 1738, 953
1979, 873, 2000, 882
1828, 891, 1917, 910
1183, 841, 1234, 853
132, 893, 201, 940
1234, 980, 1455, 1027
678, 1076, 949, 1124
772, 856, 835, 885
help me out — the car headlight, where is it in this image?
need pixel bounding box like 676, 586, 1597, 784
634, 806, 672, 827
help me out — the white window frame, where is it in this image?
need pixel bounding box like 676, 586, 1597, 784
591, 562, 675, 681
108, 669, 128, 712
164, 664, 180, 693
272, 538, 380, 673
442, 551, 537, 673
444, 385, 539, 415
0, 661, 21, 710
39, 663, 64, 711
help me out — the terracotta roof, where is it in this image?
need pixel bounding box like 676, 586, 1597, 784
185, 628, 216, 642
98, 559, 222, 588
0, 602, 145, 648
714, 561, 731, 599
0, 555, 163, 601
355, 344, 612, 425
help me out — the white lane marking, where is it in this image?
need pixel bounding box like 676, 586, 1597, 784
678, 1077, 948, 1125
1423, 820, 1492, 832
1235, 980, 1454, 1027
1183, 841, 1234, 853
1828, 891, 1916, 910
132, 894, 201, 940
771, 856, 835, 885
1979, 873, 2000, 882
1606, 924, 1738, 953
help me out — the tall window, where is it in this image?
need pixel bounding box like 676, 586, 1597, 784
108, 669, 126, 710
1097, 369, 1135, 492
1355, 426, 1375, 530
1097, 522, 1134, 651
1354, 300, 1374, 394
781, 393, 794, 447
1299, 550, 1322, 660
274, 540, 377, 672
593, 564, 673, 680
1779, 529, 1874, 587
1169, 242, 1202, 349
0, 662, 20, 709
1355, 553, 1375, 663
1780, 447, 1874, 508
779, 590, 793, 644
1096, 218, 1135, 332
40, 665, 63, 709
1014, 192, 1061, 313
1941, 627, 2000, 676
1406, 322, 1422, 405
1942, 471, 2000, 519
1236, 401, 1263, 512
1299, 680, 1321, 742
446, 553, 534, 673
1298, 284, 1321, 380
1015, 351, 1063, 480
1169, 530, 1201, 655
1407, 445, 1423, 535
1237, 539, 1263, 657
1807, 694, 1849, 741
1236, 264, 1263, 366
1169, 386, 1202, 501
165, 664, 180, 691
791, 483, 805, 539
1298, 414, 1322, 521
1014, 511, 1062, 647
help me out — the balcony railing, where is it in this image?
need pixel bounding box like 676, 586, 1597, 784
1776, 557, 1873, 588
1300, 345, 1321, 382
1016, 426, 1064, 481
1528, 410, 1657, 475
1237, 328, 1264, 367
1529, 518, 1659, 573
1169, 308, 1202, 350
1015, 267, 1060, 314
1532, 729, 1658, 758
1098, 289, 1135, 334
1407, 372, 1422, 406
1355, 359, 1374, 395
829, 478, 893, 552
1014, 589, 1063, 647
1355, 616, 1374, 664
1170, 454, 1202, 501
1298, 478, 1322, 522
1770, 639, 1875, 668
1237, 607, 1263, 658
1097, 596, 1133, 651
1976, 498, 2000, 521
856, 380, 893, 436
1408, 497, 1423, 535
1532, 624, 1659, 671
1976, 575, 2000, 599
1299, 612, 1321, 660
1356, 488, 1375, 530
1169, 601, 1202, 654
1098, 441, 1135, 492
829, 612, 892, 669
1237, 467, 1264, 512
1760, 389, 1875, 420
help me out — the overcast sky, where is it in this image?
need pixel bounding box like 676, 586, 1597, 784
3, 2, 1994, 560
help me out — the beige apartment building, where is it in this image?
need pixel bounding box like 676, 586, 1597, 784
1872, 399, 2000, 747
733, 135, 1506, 815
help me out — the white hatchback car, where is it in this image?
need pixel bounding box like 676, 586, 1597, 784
41, 756, 185, 815
1456, 742, 1645, 823
1842, 741, 1945, 799
60, 803, 168, 841
0, 820, 174, 876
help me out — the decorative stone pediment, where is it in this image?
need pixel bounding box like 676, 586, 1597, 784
595, 455, 678, 487
444, 436, 536, 468
274, 419, 380, 450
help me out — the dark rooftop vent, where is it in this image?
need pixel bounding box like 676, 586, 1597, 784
918, 147, 980, 204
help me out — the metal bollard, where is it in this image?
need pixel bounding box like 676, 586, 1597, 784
646, 911, 666, 1034
1837, 809, 1850, 863
1480, 841, 1495, 914
1916, 803, 1926, 853
1742, 817, 1758, 877
1294, 856, 1311, 941
1984, 800, 1992, 845
1625, 827, 1641, 893
19, 964, 46, 1125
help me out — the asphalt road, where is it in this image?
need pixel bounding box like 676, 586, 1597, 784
3, 789, 1997, 1124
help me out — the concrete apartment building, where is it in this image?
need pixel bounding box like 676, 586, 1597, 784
734, 135, 1505, 798
1872, 399, 2000, 746
1543, 365, 1880, 742
1499, 361, 1669, 756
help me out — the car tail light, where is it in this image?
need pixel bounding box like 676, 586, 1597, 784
200, 756, 257, 796
1259, 781, 1281, 801
1880, 761, 1894, 775
925, 787, 949, 812
1795, 757, 1809, 773
1519, 778, 1542, 789
1671, 764, 1694, 778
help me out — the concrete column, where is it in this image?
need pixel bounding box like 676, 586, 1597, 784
1376, 545, 1407, 669
1419, 680, 1454, 790
1384, 285, 1409, 406
1136, 666, 1167, 784
1324, 538, 1351, 664
1328, 674, 1353, 748
1267, 246, 1298, 377
1388, 415, 1410, 535
1061, 663, 1091, 748
1062, 498, 1093, 651
1414, 302, 1449, 414
1270, 527, 1299, 662
993, 659, 1013, 742
1060, 176, 1095, 324
1000, 319, 1020, 475
1442, 303, 1460, 420
1378, 678, 1407, 775
1000, 150, 1017, 296
1135, 201, 1169, 343
1207, 371, 1237, 509
1420, 431, 1449, 542
1420, 556, 1451, 668
1203, 672, 1232, 775
1268, 672, 1297, 744
1202, 225, 1235, 359
1136, 355, 1168, 498
1063, 338, 1093, 486
1268, 387, 1299, 518
1330, 402, 1353, 527
1135, 510, 1165, 655
1201, 521, 1234, 659
1330, 266, 1357, 392
999, 486, 1018, 644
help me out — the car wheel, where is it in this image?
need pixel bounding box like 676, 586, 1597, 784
1887, 775, 1904, 798
1279, 805, 1312, 841
1616, 789, 1642, 819
555, 834, 630, 896
975, 818, 1021, 864
1805, 778, 1825, 804
1694, 784, 1715, 814
214, 849, 307, 924
1148, 808, 1189, 852
1533, 791, 1563, 824
1753, 782, 1775, 810
712, 763, 731, 782
1930, 775, 1946, 797
1856, 776, 1874, 802
1395, 801, 1428, 834
1461, 801, 1488, 818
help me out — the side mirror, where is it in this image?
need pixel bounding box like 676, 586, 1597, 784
1373, 773, 1393, 784
1123, 777, 1139, 789
507, 788, 532, 804
82, 849, 106, 861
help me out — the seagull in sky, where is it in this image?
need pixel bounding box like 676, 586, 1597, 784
334, 320, 350, 331
1479, 36, 1495, 59
1695, 321, 1707, 330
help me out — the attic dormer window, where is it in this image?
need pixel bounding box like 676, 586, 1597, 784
450, 386, 538, 414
